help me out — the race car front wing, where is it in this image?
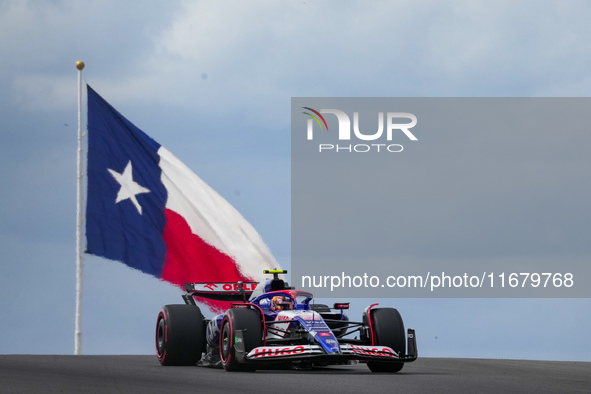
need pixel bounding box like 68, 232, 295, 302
233, 329, 418, 364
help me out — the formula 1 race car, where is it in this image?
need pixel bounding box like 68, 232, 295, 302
155, 270, 417, 372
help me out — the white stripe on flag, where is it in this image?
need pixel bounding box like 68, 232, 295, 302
158, 147, 279, 282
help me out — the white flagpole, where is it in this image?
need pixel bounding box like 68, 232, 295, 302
75, 60, 85, 355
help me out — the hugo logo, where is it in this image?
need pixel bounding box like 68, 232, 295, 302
253, 346, 305, 358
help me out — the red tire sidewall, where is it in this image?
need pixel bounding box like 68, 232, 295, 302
156, 310, 168, 363
220, 315, 233, 368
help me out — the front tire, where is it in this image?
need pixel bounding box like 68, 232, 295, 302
220, 308, 262, 372
367, 308, 405, 373
156, 304, 205, 366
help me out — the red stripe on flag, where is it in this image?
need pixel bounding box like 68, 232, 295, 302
161, 209, 251, 312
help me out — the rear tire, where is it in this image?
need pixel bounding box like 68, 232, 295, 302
220, 308, 262, 372
367, 308, 405, 373
156, 304, 205, 366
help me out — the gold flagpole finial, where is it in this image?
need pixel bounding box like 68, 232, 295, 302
76, 61, 85, 70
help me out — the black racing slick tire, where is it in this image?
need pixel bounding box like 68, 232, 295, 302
156, 304, 205, 366
367, 308, 405, 373
220, 308, 263, 372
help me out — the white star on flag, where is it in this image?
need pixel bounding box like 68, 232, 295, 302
108, 161, 150, 214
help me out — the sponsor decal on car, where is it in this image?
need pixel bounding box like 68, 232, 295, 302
275, 314, 292, 322
347, 345, 398, 358
249, 345, 307, 358
192, 282, 258, 292
300, 311, 321, 320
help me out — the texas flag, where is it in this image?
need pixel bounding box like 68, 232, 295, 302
85, 85, 279, 310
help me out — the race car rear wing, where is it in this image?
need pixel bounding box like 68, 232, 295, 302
182, 282, 259, 304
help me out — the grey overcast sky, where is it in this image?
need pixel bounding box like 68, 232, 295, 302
0, 0, 590, 361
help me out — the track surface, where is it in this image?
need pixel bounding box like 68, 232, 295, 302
0, 355, 589, 393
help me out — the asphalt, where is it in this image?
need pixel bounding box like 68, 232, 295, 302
0, 355, 589, 393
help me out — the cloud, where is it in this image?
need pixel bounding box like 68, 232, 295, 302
7, 0, 591, 114
1, 0, 178, 110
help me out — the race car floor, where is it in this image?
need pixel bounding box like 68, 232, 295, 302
0, 355, 589, 393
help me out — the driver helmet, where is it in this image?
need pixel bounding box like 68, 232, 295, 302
271, 295, 294, 311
